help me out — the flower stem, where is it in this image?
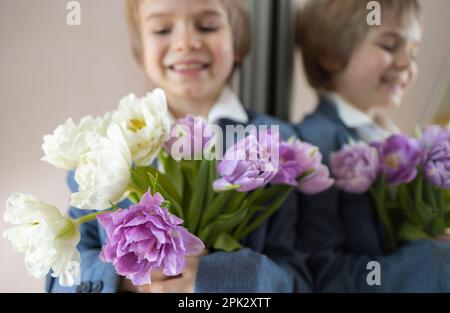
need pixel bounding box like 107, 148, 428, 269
73, 208, 119, 226
236, 186, 292, 241
371, 177, 397, 252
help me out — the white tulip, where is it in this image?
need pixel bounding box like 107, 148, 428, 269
42, 116, 110, 170
3, 193, 80, 287
70, 123, 132, 211
112, 89, 171, 166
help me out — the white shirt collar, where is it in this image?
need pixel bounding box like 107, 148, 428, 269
323, 91, 393, 143
167, 87, 248, 125
324, 91, 373, 128
207, 87, 248, 125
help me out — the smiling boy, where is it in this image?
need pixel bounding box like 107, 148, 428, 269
295, 0, 450, 292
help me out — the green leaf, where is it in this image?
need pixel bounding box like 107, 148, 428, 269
245, 187, 266, 206
130, 168, 149, 193
142, 166, 182, 205
413, 174, 428, 221
198, 200, 248, 247
206, 158, 217, 206
232, 205, 260, 239
147, 172, 184, 219
237, 185, 294, 239
128, 192, 140, 204
158, 152, 184, 198
425, 181, 438, 214
198, 191, 231, 230
237, 186, 292, 241
427, 217, 447, 237
223, 190, 247, 214
212, 233, 242, 252
398, 184, 423, 227
181, 170, 193, 212
437, 188, 446, 215
246, 185, 284, 207
371, 176, 397, 252
150, 172, 158, 193
186, 159, 209, 233
397, 222, 432, 242
180, 160, 197, 188
441, 190, 450, 225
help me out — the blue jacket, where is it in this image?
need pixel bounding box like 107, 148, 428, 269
46, 111, 313, 293
294, 97, 450, 292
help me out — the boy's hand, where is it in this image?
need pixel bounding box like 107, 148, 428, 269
434, 229, 450, 243
138, 254, 201, 293
119, 249, 208, 293
434, 234, 450, 243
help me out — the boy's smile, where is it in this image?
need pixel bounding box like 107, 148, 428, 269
138, 0, 235, 118
333, 11, 422, 112
165, 56, 211, 79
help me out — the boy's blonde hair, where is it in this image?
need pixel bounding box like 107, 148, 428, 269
296, 0, 421, 91
125, 0, 251, 66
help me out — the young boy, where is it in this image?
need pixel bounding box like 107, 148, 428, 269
46, 0, 311, 293
295, 0, 450, 292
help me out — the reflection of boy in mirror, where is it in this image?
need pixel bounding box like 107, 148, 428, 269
295, 0, 450, 292
299, 0, 422, 140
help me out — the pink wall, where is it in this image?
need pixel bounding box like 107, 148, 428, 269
0, 0, 146, 292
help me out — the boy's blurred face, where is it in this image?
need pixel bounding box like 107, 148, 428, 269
139, 0, 235, 106
333, 11, 422, 111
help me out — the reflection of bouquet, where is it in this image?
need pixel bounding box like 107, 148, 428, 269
330, 125, 450, 251
3, 89, 333, 287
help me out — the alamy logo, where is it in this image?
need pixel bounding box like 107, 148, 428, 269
166, 118, 280, 168
66, 1, 81, 26
366, 261, 381, 286
367, 1, 381, 26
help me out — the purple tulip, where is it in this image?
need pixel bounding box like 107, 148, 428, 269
272, 139, 330, 189
424, 141, 450, 189
419, 126, 450, 150
164, 115, 214, 160
330, 142, 381, 193
419, 125, 450, 163
297, 164, 334, 194
213, 131, 279, 192
377, 134, 421, 185
270, 140, 303, 186
97, 191, 204, 286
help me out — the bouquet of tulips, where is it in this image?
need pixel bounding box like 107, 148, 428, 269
329, 125, 450, 251
3, 89, 334, 287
